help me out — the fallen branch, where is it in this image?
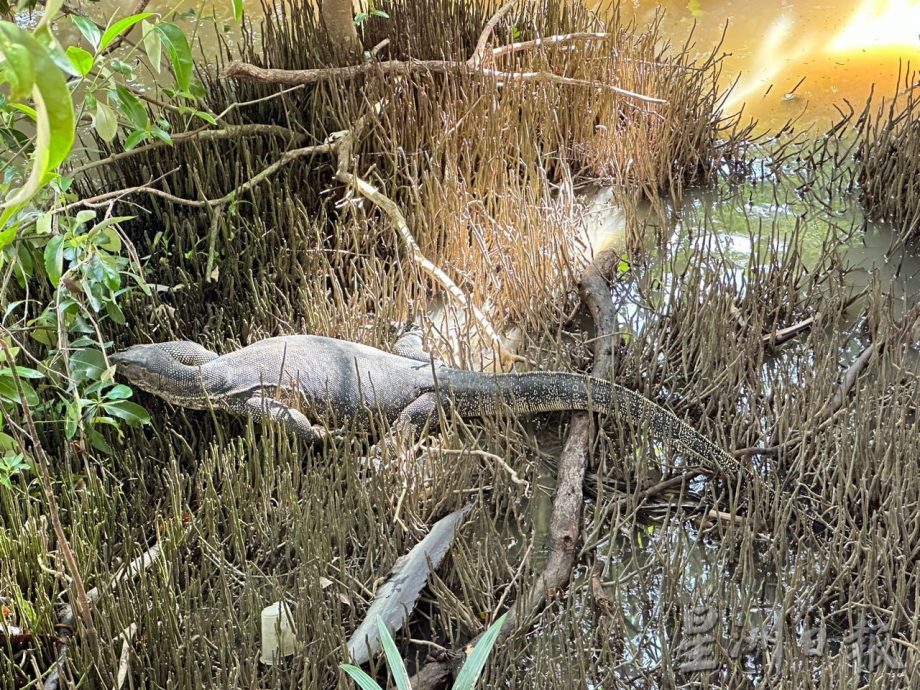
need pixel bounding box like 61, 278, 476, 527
222, 6, 664, 106
762, 313, 818, 350
69, 124, 308, 177
223, 56, 665, 104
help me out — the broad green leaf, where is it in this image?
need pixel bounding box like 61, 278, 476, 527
0, 375, 38, 406
70, 15, 101, 50
376, 619, 411, 690
113, 85, 148, 130
191, 109, 217, 125
141, 19, 161, 73
123, 129, 151, 150
91, 215, 132, 245
8, 102, 37, 120
339, 666, 383, 690
99, 12, 155, 52
105, 384, 132, 400
0, 23, 75, 208
75, 209, 96, 225
154, 23, 193, 94
36, 213, 53, 234
64, 400, 80, 438
104, 300, 125, 325
96, 227, 123, 252
86, 426, 113, 454
43, 234, 64, 287
452, 613, 506, 690
0, 224, 17, 251
6, 366, 43, 379
103, 400, 150, 426
148, 127, 171, 144
93, 100, 117, 141
231, 0, 244, 22
0, 42, 35, 100
66, 45, 94, 76
70, 348, 106, 382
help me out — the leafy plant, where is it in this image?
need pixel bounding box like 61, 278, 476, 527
0, 2, 225, 467
341, 614, 507, 690
354, 2, 390, 27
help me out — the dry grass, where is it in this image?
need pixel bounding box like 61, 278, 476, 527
6, 1, 920, 689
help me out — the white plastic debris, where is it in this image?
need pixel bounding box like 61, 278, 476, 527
259, 601, 296, 665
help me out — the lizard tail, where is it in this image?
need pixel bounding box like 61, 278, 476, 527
443, 371, 738, 472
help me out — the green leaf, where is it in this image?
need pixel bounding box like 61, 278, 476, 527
0, 224, 17, 251
451, 613, 506, 690
86, 426, 113, 454
75, 209, 96, 225
64, 400, 80, 438
70, 15, 101, 50
113, 85, 148, 130
141, 19, 161, 73
231, 0, 244, 22
154, 23, 193, 94
99, 12, 156, 52
103, 400, 149, 426
123, 129, 151, 150
36, 213, 53, 234
70, 348, 106, 382
0, 42, 35, 100
148, 127, 171, 144
7, 101, 37, 120
0, 375, 38, 406
104, 300, 125, 325
8, 366, 43, 379
376, 619, 411, 690
43, 234, 64, 287
0, 23, 75, 207
66, 45, 94, 76
190, 109, 217, 125
105, 384, 132, 400
93, 100, 117, 142
340, 665, 383, 690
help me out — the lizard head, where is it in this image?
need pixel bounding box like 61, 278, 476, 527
111, 343, 185, 398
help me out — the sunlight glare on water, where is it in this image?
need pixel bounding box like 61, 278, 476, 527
614, 0, 920, 129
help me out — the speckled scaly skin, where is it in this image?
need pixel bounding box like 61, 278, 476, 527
111, 335, 746, 481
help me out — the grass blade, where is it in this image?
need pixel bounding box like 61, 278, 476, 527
451, 613, 507, 690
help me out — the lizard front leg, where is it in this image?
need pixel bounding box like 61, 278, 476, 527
244, 395, 328, 444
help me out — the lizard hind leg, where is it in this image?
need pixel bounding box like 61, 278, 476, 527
363, 392, 443, 475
